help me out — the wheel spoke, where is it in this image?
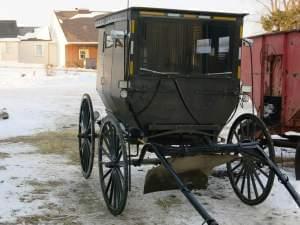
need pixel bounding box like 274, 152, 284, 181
252, 166, 265, 190
103, 168, 112, 180
100, 146, 113, 161
240, 168, 247, 195
115, 171, 123, 206
250, 169, 259, 199
113, 173, 118, 208
233, 130, 240, 143
109, 172, 116, 205
81, 141, 87, 171
103, 135, 112, 152
105, 173, 113, 195
117, 149, 123, 162
256, 165, 269, 178
247, 170, 251, 200
107, 127, 115, 156
116, 167, 125, 183
234, 165, 245, 185
231, 161, 242, 173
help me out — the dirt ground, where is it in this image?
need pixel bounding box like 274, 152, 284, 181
0, 70, 299, 225
0, 129, 299, 225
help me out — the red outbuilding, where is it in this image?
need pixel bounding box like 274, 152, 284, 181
241, 30, 300, 134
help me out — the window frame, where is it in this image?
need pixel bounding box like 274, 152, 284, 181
34, 44, 44, 57
79, 48, 89, 60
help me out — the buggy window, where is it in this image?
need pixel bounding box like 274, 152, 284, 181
104, 32, 114, 49
139, 19, 236, 75
103, 31, 124, 50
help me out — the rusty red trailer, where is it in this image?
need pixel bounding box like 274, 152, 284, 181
241, 30, 300, 179
241, 30, 300, 134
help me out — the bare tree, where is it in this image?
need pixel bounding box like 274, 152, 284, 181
258, 0, 300, 31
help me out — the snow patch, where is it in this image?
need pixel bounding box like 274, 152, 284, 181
18, 26, 50, 41
69, 12, 107, 20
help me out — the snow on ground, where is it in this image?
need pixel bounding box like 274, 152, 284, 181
0, 66, 299, 225
0, 66, 104, 139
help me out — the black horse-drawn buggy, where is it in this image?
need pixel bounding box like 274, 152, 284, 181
77, 7, 300, 225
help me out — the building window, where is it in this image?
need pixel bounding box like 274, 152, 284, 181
4, 43, 13, 54
35, 45, 44, 57
79, 48, 89, 60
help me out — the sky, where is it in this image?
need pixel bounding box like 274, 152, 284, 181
0, 0, 268, 36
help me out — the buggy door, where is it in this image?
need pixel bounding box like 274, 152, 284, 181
102, 25, 114, 96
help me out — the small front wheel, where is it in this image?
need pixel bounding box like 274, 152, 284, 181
227, 114, 275, 205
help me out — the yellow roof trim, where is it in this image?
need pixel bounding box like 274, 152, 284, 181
140, 11, 165, 17
131, 20, 136, 33
213, 16, 236, 21
183, 14, 197, 19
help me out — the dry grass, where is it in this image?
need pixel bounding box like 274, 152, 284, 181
11, 214, 80, 225
1, 129, 79, 164
20, 180, 65, 203
0, 152, 10, 159
155, 195, 182, 210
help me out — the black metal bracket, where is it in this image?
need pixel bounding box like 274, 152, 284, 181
135, 140, 300, 224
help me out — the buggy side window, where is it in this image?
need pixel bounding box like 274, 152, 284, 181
103, 32, 124, 51
103, 32, 114, 50
196, 39, 212, 55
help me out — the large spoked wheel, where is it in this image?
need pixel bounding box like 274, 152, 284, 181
98, 115, 128, 215
227, 114, 275, 205
78, 94, 95, 179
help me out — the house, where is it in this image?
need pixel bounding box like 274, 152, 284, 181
0, 21, 19, 62
50, 9, 108, 69
0, 20, 56, 66
18, 27, 56, 65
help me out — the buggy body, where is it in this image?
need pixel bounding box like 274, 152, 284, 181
95, 7, 244, 143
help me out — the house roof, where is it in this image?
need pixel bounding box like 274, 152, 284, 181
55, 9, 108, 43
18, 27, 37, 36
0, 20, 18, 38
19, 26, 51, 41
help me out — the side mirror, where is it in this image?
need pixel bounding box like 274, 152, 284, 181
242, 38, 254, 47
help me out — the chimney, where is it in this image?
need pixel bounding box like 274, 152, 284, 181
75, 8, 90, 14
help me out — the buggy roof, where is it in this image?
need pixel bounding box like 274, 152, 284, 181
95, 7, 247, 28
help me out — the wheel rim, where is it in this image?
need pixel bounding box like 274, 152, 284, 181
78, 94, 95, 179
98, 117, 128, 215
227, 114, 275, 205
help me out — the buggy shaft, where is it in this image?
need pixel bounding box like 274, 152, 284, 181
148, 143, 219, 225
256, 146, 300, 207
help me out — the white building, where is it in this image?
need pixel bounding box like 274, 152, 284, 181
0, 20, 57, 66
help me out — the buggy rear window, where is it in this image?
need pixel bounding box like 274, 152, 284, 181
138, 18, 237, 76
